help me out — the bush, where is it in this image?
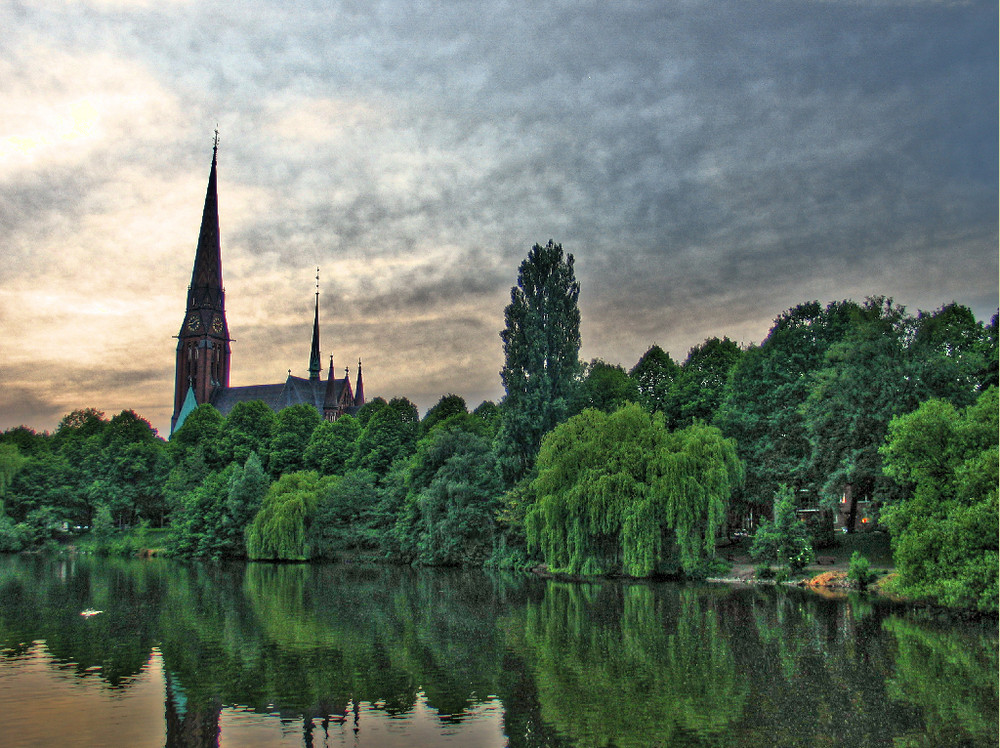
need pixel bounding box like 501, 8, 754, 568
755, 564, 775, 580
0, 514, 29, 552
751, 485, 815, 571
848, 551, 875, 589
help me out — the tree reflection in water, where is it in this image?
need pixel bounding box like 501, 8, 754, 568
0, 555, 996, 747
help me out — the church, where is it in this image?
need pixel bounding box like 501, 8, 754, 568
171, 138, 365, 434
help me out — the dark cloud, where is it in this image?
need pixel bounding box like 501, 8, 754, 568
0, 0, 995, 434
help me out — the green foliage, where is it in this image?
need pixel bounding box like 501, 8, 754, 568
267, 404, 322, 476
168, 404, 224, 466
168, 453, 271, 559
0, 444, 27, 503
395, 427, 502, 566
526, 404, 742, 577
628, 344, 679, 415
309, 469, 380, 557
222, 452, 269, 553
750, 485, 815, 571
350, 397, 419, 477
5, 409, 169, 530
910, 303, 996, 405
420, 394, 468, 434
219, 401, 276, 468
0, 513, 29, 552
471, 400, 501, 438
354, 396, 387, 427
571, 359, 639, 415
847, 551, 874, 589
717, 300, 860, 516
497, 240, 581, 485
303, 416, 359, 476
880, 387, 999, 612
754, 564, 775, 580
488, 478, 537, 569
667, 336, 743, 428
246, 471, 327, 561
167, 464, 237, 558
55, 407, 107, 440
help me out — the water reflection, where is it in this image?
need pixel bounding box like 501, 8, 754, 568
0, 556, 995, 747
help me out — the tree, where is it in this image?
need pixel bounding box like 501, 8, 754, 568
497, 240, 581, 485
879, 387, 998, 612
471, 400, 501, 438
420, 394, 468, 434
803, 297, 920, 510
168, 404, 224, 466
749, 485, 814, 571
267, 404, 322, 477
167, 453, 270, 559
910, 302, 994, 405
246, 471, 328, 561
167, 464, 238, 559
571, 359, 639, 415
665, 337, 742, 428
304, 416, 360, 476
350, 397, 419, 477
309, 468, 381, 557
716, 300, 860, 522
219, 401, 277, 468
525, 404, 742, 577
221, 452, 269, 555
629, 345, 679, 414
0, 444, 27, 506
54, 408, 107, 440
395, 426, 502, 566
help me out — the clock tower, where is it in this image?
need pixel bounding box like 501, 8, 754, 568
172, 133, 231, 433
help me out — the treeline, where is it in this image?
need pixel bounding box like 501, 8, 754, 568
0, 241, 996, 610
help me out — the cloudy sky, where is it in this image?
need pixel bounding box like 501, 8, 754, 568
1, 0, 996, 437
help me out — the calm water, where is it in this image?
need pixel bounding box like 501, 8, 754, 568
0, 555, 995, 747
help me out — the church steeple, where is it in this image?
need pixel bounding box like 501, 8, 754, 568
309, 268, 321, 382
172, 132, 231, 434
355, 358, 365, 406
187, 130, 224, 314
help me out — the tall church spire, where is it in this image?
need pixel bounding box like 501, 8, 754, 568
187, 129, 224, 312
309, 268, 321, 382
172, 132, 231, 434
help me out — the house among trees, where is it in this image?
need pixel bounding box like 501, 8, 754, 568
171, 136, 365, 434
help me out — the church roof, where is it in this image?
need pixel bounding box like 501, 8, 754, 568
172, 386, 198, 434
211, 374, 362, 418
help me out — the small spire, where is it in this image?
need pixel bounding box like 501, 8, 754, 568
212, 126, 219, 164
355, 358, 365, 406
308, 271, 322, 382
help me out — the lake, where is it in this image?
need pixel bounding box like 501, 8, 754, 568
0, 555, 995, 747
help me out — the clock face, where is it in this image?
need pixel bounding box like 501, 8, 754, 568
186, 313, 202, 332
211, 315, 224, 334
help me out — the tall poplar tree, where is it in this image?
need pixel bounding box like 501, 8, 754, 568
497, 240, 581, 485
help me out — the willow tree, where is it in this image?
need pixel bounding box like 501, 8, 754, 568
526, 404, 742, 577
246, 471, 328, 561
497, 240, 581, 485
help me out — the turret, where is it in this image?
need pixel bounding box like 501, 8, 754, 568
355, 359, 365, 406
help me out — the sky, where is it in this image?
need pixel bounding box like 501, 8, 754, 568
1, 0, 996, 438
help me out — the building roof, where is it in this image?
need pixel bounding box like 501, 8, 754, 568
212, 374, 361, 418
